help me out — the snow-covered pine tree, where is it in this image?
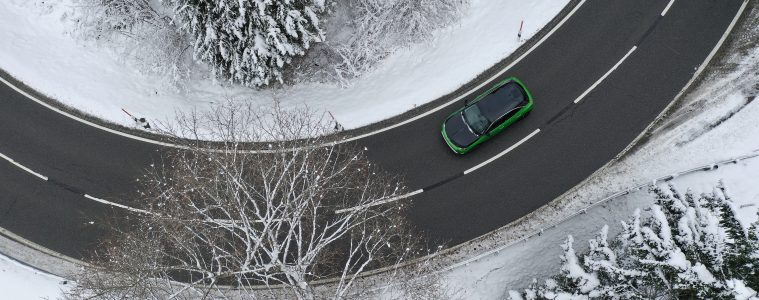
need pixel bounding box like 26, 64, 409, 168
709, 182, 758, 287
552, 235, 602, 296
647, 185, 729, 298
512, 183, 759, 300
164, 0, 329, 87
745, 211, 759, 289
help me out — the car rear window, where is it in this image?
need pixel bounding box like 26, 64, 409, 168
477, 82, 526, 122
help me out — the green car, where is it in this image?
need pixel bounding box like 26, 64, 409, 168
441, 77, 533, 154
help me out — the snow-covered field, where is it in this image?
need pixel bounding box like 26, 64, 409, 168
0, 0, 567, 130
0, 253, 69, 299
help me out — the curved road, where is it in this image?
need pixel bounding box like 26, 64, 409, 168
0, 0, 746, 258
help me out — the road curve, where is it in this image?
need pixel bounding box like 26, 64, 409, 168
0, 0, 746, 258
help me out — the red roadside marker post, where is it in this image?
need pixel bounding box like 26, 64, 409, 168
121, 108, 137, 122
122, 108, 151, 129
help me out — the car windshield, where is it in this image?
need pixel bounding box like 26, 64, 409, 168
462, 104, 490, 135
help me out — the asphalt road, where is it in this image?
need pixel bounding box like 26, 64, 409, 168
0, 0, 745, 258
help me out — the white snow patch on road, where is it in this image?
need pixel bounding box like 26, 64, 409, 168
0, 0, 567, 130
0, 252, 69, 299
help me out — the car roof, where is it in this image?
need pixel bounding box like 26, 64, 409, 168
475, 82, 525, 122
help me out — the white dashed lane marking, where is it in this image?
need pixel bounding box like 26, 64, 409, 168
661, 0, 676, 16
1, 151, 148, 214
334, 189, 424, 214
573, 46, 638, 104
0, 152, 48, 181
464, 129, 542, 175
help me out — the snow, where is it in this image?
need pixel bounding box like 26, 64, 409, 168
559, 235, 600, 293
651, 205, 673, 247
689, 263, 716, 284
727, 279, 758, 300
669, 159, 759, 229
0, 0, 568, 130
0, 252, 68, 299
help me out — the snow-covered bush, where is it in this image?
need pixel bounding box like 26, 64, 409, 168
511, 182, 759, 300
290, 0, 469, 85
73, 0, 159, 39
73, 0, 191, 88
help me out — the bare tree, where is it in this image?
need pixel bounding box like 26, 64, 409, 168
67, 103, 428, 299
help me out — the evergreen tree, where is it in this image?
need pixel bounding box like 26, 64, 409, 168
512, 183, 759, 299
745, 211, 759, 289
165, 0, 329, 86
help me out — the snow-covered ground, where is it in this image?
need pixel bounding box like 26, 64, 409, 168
0, 253, 69, 299
0, 0, 567, 130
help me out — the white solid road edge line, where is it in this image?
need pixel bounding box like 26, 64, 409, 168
573, 46, 638, 104
0, 0, 587, 150
334, 189, 424, 214
464, 128, 541, 175
671, 0, 748, 104
661, 0, 676, 16
0, 76, 181, 149
0, 152, 48, 181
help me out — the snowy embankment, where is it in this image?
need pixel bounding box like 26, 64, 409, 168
0, 0, 567, 130
0, 253, 69, 298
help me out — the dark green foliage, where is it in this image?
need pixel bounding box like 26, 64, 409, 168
165, 0, 329, 86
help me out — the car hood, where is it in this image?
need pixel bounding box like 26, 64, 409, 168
444, 113, 479, 148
